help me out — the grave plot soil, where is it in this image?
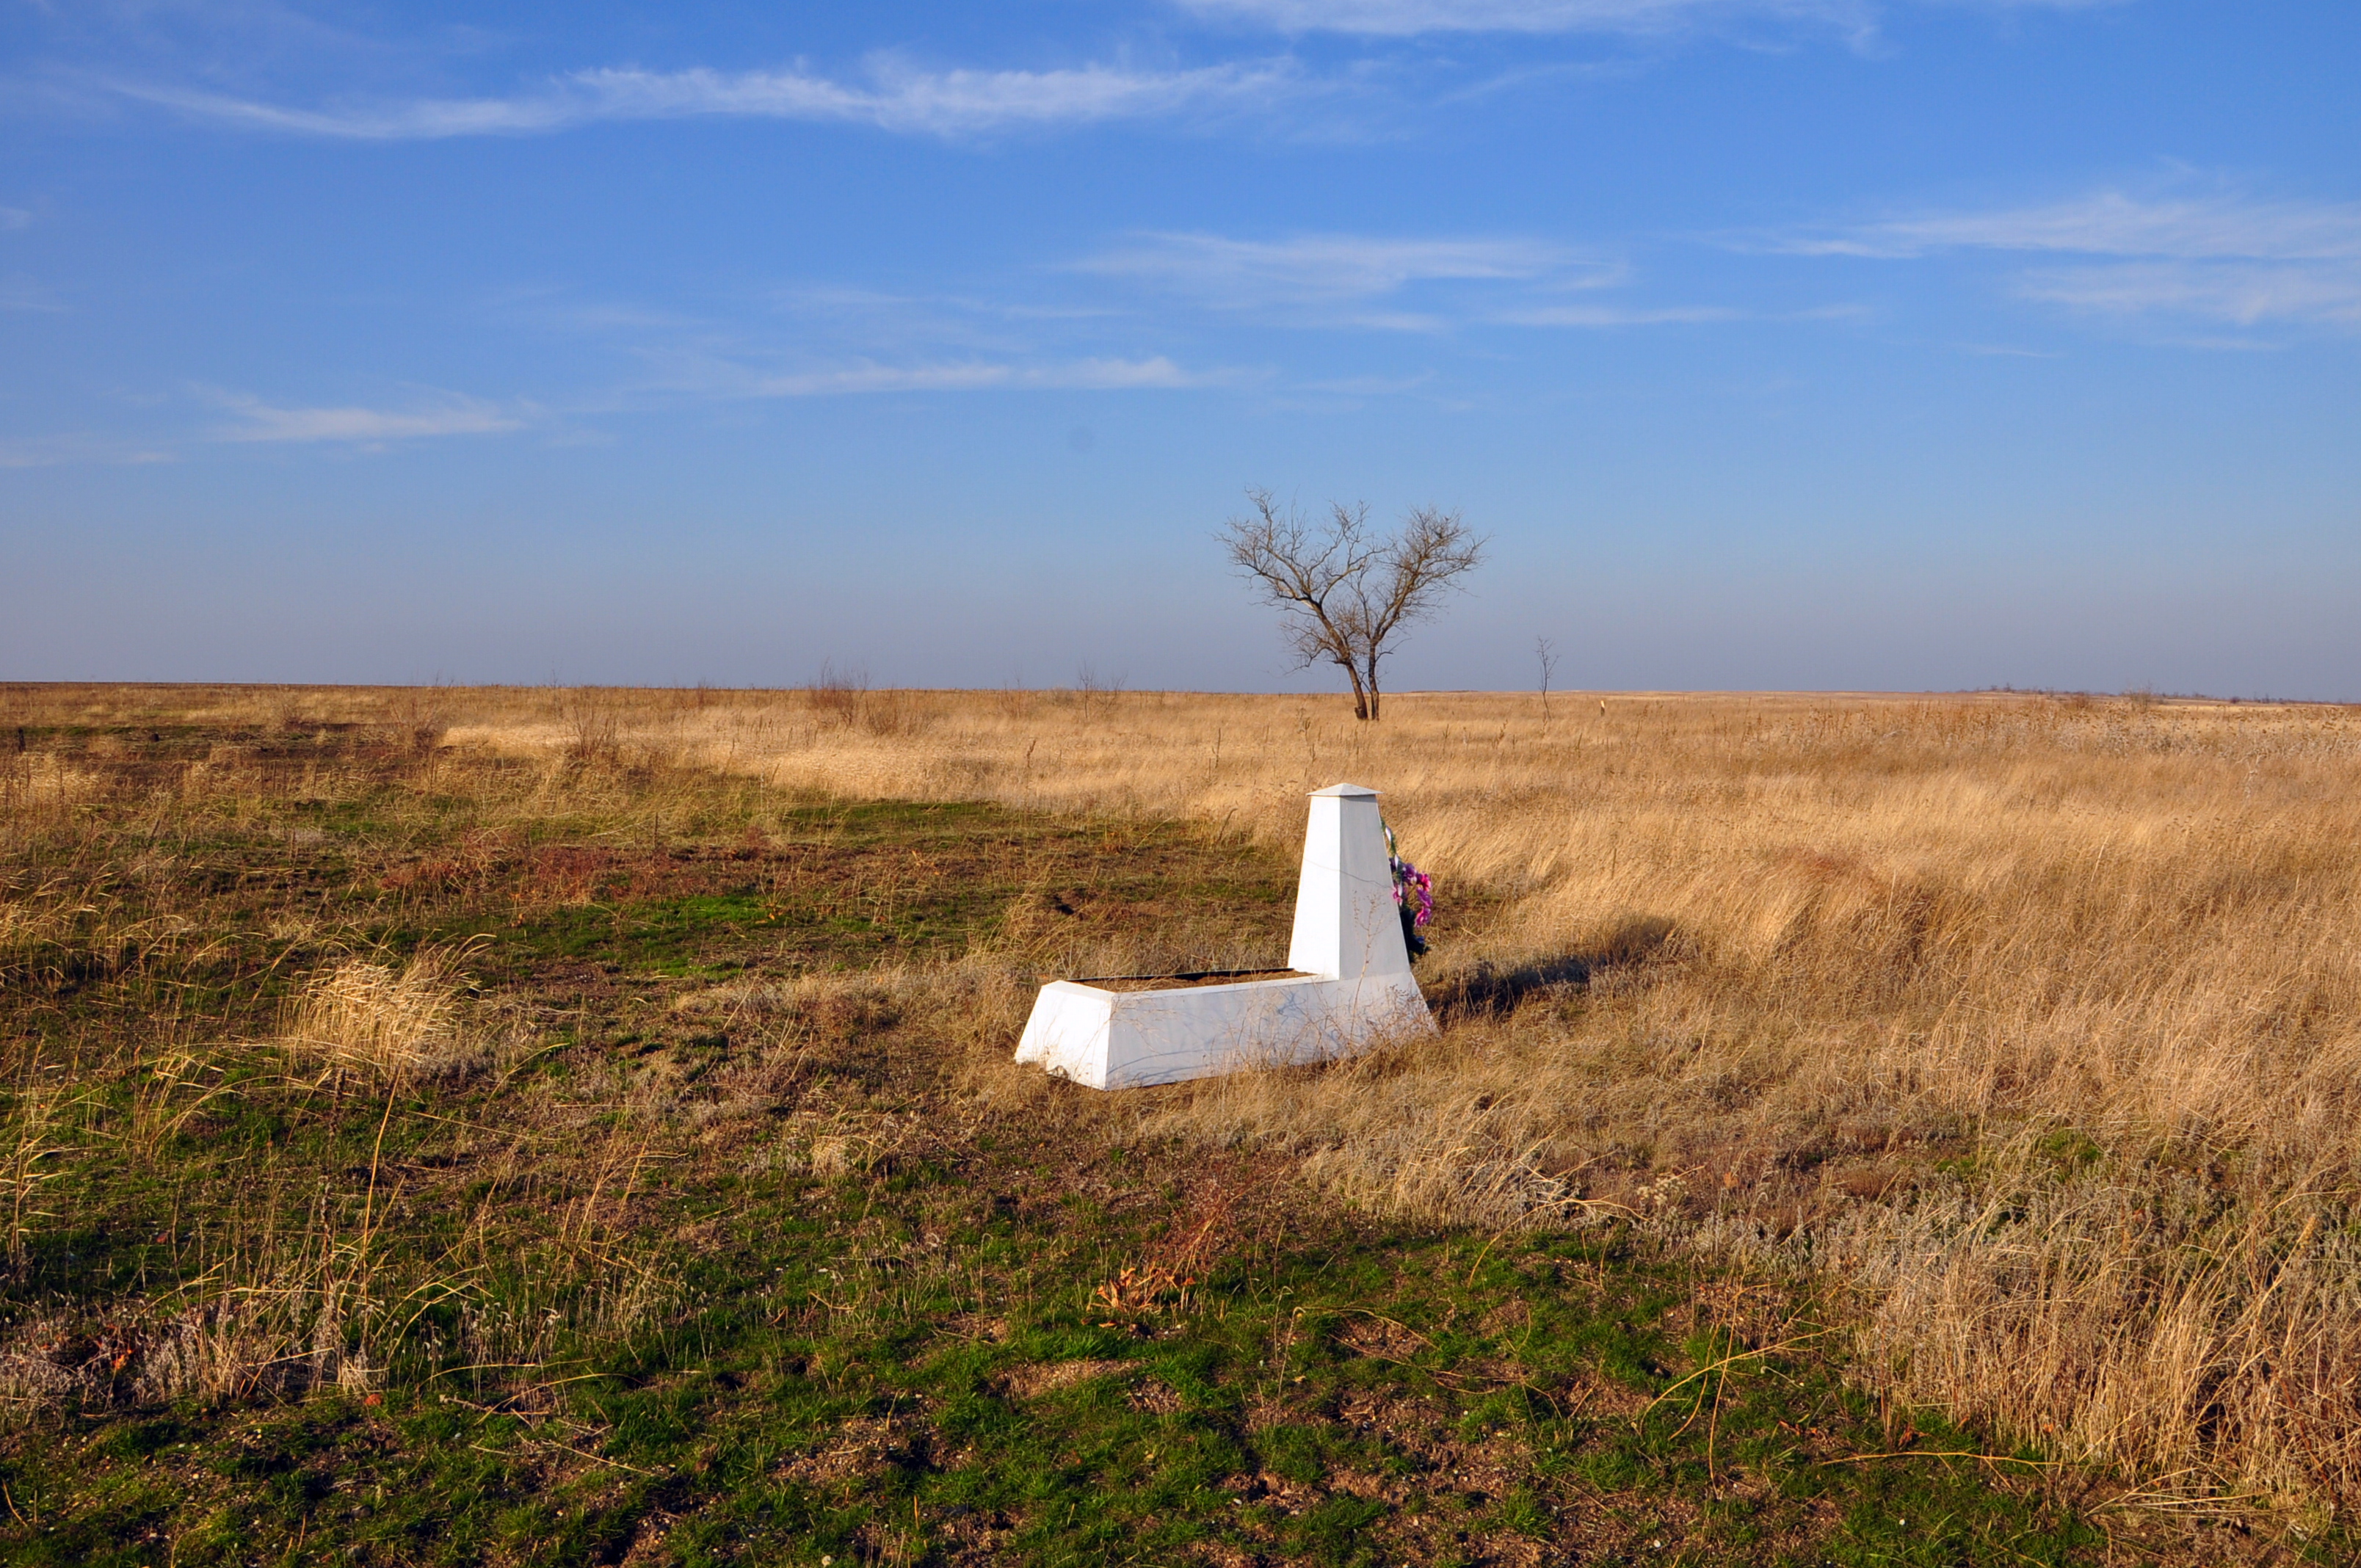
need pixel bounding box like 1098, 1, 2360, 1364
0, 703, 2301, 1566
1084, 970, 1306, 992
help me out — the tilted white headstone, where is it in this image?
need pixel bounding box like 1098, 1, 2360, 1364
1013, 784, 1435, 1089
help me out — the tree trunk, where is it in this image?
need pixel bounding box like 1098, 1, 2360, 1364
1363, 655, 1383, 721
1336, 656, 1371, 720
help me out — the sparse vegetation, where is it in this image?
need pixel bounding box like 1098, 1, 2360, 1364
1, 680, 2354, 1563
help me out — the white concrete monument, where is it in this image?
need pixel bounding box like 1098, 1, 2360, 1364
1014, 783, 1434, 1089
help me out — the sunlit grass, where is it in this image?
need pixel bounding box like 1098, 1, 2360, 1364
0, 680, 2354, 1561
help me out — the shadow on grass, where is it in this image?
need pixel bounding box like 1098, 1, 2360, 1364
1429, 915, 1675, 1020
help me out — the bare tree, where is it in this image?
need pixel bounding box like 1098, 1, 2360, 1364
1536, 635, 1559, 728
1219, 488, 1487, 721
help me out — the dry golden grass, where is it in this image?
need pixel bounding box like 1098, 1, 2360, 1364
7, 678, 2360, 1520
278, 945, 485, 1082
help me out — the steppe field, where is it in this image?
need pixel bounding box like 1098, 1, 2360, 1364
4, 680, 2359, 1567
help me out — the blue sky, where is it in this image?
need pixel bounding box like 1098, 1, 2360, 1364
3, 1, 2356, 696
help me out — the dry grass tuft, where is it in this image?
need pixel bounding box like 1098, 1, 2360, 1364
0, 1290, 372, 1416
280, 946, 484, 1081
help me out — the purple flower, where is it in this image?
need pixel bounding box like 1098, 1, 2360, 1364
1383, 823, 1437, 950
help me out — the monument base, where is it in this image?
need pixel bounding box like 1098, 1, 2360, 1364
1013, 970, 1431, 1090
1015, 783, 1434, 1090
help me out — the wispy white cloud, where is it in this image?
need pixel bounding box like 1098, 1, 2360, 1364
1775, 188, 2361, 332
1778, 190, 2361, 261
1177, 0, 1860, 35
1498, 302, 1739, 325
109, 55, 1299, 141
1296, 371, 1435, 395
766, 286, 1060, 358
1071, 231, 1744, 332
521, 280, 1225, 400
209, 391, 530, 442
752, 356, 1216, 396
2016, 262, 2361, 327
0, 432, 175, 469
1076, 232, 1601, 320
1172, 0, 2107, 37
0, 275, 65, 311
